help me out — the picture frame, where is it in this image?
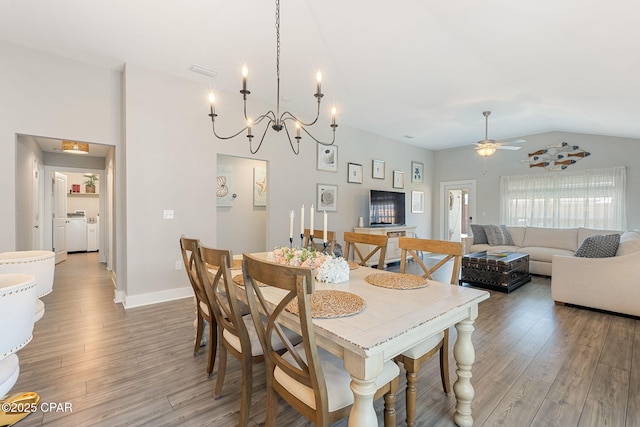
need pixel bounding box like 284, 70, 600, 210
411, 161, 424, 183
216, 165, 234, 207
317, 144, 338, 172
411, 191, 424, 213
372, 159, 385, 179
253, 166, 267, 206
393, 170, 405, 189
347, 162, 363, 184
317, 183, 338, 212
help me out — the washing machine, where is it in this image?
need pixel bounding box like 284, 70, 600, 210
66, 211, 87, 252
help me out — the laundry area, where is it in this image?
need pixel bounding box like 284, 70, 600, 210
64, 172, 99, 253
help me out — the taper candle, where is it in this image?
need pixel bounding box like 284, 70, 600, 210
323, 210, 328, 242
289, 210, 294, 239
300, 205, 305, 235
310, 205, 314, 235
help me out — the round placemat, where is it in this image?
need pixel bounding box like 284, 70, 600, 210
348, 261, 359, 270
233, 274, 267, 287
285, 290, 365, 319
365, 272, 428, 290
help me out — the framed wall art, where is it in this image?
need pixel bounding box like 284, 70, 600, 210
317, 144, 338, 172
253, 166, 267, 206
317, 183, 338, 212
411, 190, 424, 213
372, 159, 385, 179
217, 165, 234, 207
411, 161, 424, 183
393, 170, 405, 189
347, 162, 363, 184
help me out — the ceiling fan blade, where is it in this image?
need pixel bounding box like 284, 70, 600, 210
496, 145, 522, 151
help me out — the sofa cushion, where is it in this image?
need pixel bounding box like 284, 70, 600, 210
470, 224, 488, 245
484, 225, 514, 246
523, 227, 578, 251
519, 246, 574, 263
507, 227, 526, 247
577, 227, 622, 247
616, 230, 640, 256
575, 234, 620, 258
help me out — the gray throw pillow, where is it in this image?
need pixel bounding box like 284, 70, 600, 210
470, 224, 488, 244
575, 234, 621, 258
484, 224, 514, 246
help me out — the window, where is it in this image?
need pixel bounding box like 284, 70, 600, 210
499, 166, 626, 230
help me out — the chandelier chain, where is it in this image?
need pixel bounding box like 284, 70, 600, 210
275, 0, 280, 81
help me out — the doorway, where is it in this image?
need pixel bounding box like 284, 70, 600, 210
439, 180, 476, 241
16, 135, 114, 269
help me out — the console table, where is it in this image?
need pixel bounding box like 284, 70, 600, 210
353, 225, 416, 267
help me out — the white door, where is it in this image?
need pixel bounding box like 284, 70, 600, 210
53, 172, 68, 263
440, 180, 476, 241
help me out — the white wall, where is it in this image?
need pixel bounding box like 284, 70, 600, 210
0, 40, 121, 257
2, 41, 435, 307
432, 131, 640, 233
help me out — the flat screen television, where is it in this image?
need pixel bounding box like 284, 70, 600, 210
369, 190, 406, 226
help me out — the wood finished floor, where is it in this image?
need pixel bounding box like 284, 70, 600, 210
10, 252, 640, 426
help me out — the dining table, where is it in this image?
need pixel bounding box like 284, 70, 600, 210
230, 253, 490, 427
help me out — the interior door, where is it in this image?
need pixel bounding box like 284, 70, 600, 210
440, 180, 476, 241
53, 172, 68, 263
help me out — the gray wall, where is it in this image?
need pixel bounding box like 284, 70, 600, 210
432, 131, 640, 233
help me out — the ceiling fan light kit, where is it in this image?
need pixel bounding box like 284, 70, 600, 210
474, 111, 524, 156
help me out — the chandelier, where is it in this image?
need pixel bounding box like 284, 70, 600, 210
207, 0, 337, 155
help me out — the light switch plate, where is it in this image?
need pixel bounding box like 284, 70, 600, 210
163, 210, 174, 220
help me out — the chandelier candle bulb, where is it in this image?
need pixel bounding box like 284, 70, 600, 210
208, 93, 215, 114
241, 65, 248, 93
331, 107, 337, 125
295, 122, 301, 138
316, 71, 322, 96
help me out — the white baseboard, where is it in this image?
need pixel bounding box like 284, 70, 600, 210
123, 286, 194, 309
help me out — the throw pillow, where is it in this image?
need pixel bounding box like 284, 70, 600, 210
615, 231, 640, 256
470, 224, 488, 245
484, 224, 514, 246
574, 234, 621, 258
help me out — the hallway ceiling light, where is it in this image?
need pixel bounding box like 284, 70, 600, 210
207, 0, 337, 155
62, 141, 89, 154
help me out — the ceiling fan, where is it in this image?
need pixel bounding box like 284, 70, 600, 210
475, 111, 525, 156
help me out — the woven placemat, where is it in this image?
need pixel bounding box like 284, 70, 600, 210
285, 290, 365, 319
365, 272, 428, 290
348, 261, 359, 270
232, 275, 267, 287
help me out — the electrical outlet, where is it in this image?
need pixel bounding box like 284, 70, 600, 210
175, 261, 182, 270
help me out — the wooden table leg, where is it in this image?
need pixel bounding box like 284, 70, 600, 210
348, 377, 378, 426
453, 317, 476, 427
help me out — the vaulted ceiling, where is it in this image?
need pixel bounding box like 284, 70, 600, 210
2, 0, 639, 151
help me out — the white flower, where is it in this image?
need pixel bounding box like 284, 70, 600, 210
315, 257, 350, 283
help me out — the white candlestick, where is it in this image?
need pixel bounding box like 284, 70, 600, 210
289, 210, 294, 239
323, 210, 328, 242
300, 205, 305, 236
310, 205, 315, 235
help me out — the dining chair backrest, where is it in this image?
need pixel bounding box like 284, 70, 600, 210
179, 237, 204, 300
343, 231, 388, 270
193, 245, 249, 348
398, 237, 464, 285
242, 253, 330, 416
303, 229, 336, 252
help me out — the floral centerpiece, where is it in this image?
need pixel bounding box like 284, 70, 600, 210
267, 247, 350, 283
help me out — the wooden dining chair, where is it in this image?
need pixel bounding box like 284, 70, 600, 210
343, 231, 388, 269
193, 245, 300, 427
242, 253, 399, 427
303, 228, 335, 253
395, 236, 464, 427
179, 237, 217, 376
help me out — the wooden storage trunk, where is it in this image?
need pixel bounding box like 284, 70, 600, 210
459, 251, 530, 293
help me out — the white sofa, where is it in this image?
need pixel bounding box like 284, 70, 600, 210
551, 230, 640, 317
468, 226, 621, 276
